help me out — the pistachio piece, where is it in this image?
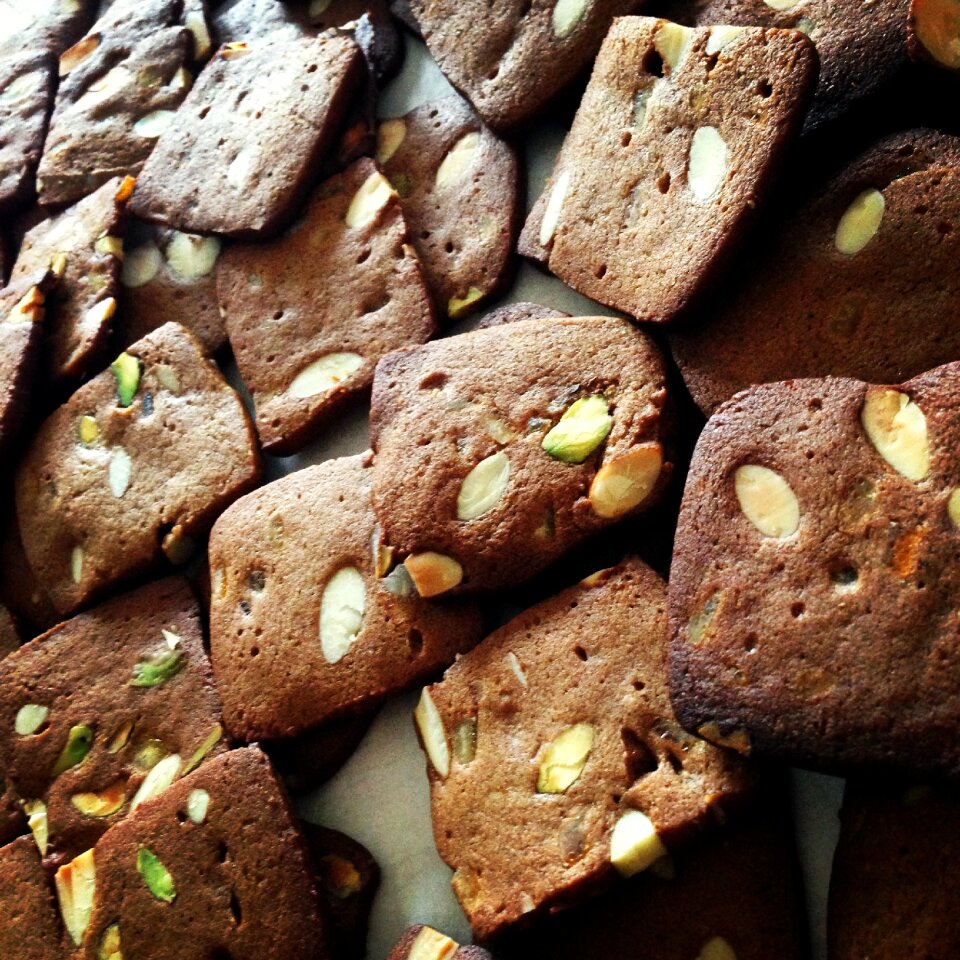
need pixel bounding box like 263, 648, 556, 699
130, 648, 184, 687
688, 127, 729, 201
183, 724, 222, 775
130, 753, 180, 811
94, 235, 124, 259
71, 780, 126, 817
122, 243, 162, 288
734, 465, 801, 538
288, 353, 363, 399
99, 924, 122, 960
539, 170, 571, 247
375, 118, 406, 164
436, 132, 480, 188
415, 687, 449, 778
408, 926, 459, 960
108, 448, 132, 498
23, 799, 48, 856
453, 717, 477, 764
132, 739, 166, 771
106, 721, 134, 754
56, 849, 97, 946
861, 389, 930, 481
697, 935, 738, 960
345, 171, 396, 229
404, 552, 463, 597
610, 809, 667, 877
835, 189, 885, 255
15, 703, 49, 736
53, 724, 94, 776
110, 352, 141, 407
165, 232, 221, 280
137, 847, 176, 902
319, 566, 366, 664
447, 286, 484, 318
70, 545, 84, 584
79, 415, 100, 445
186, 788, 210, 824
132, 109, 176, 138
552, 0, 589, 37
537, 723, 595, 793
456, 451, 510, 520
589, 443, 662, 518
542, 395, 612, 463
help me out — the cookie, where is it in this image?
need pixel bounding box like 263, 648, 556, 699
15, 321, 261, 616
669, 364, 960, 780
495, 786, 807, 960
0, 0, 95, 53
216, 157, 435, 454
475, 302, 570, 329
0, 605, 17, 659
828, 780, 960, 959
657, 0, 910, 134
369, 317, 672, 596
118, 219, 226, 355
909, 0, 960, 71
0, 578, 227, 864
71, 746, 329, 958
405, 0, 645, 131
209, 454, 484, 741
302, 824, 380, 960
0, 270, 57, 463
11, 175, 128, 383
266, 710, 377, 793
0, 836, 67, 959
518, 18, 818, 324
388, 926, 491, 960
36, 0, 205, 208
377, 96, 521, 319
0, 49, 56, 215
670, 130, 960, 416
130, 32, 364, 238
0, 499, 58, 638
416, 558, 755, 940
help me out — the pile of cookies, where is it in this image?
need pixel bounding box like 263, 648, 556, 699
2, 0, 959, 958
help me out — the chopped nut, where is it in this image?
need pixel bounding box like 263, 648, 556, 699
111, 351, 141, 407
697, 936, 738, 960
687, 594, 720, 644
132, 739, 167, 771
408, 926, 458, 960
94, 235, 124, 259
70, 545, 84, 584
913, 0, 960, 67
610, 809, 667, 877
78, 414, 100, 445
132, 109, 176, 138
345, 170, 396, 229
404, 552, 463, 597
115, 175, 136, 202
483, 417, 516, 444
161, 528, 195, 566
506, 651, 528, 687
165, 232, 221, 280
948, 489, 960, 527
15, 703, 49, 736
108, 448, 133, 498
456, 451, 510, 521
453, 717, 477, 764
130, 753, 181, 811
764, 0, 800, 7
376, 118, 406, 164
288, 353, 363, 399
589, 443, 662, 518
71, 781, 126, 818
226, 147, 256, 190
447, 286, 484, 317
186, 788, 209, 824
319, 566, 366, 664
59, 34, 101, 75
183, 723, 222, 774
697, 721, 752, 755
539, 170, 571, 247
542, 395, 612, 463
106, 721, 134, 754
705, 25, 745, 54
436, 132, 480, 188
688, 127, 729, 201
734, 465, 801, 538
86, 296, 117, 334
153, 363, 181, 394
7, 285, 44, 324
130, 648, 184, 687
415, 687, 450, 778
99, 924, 122, 960
381, 564, 415, 597
122, 243, 162, 288
53, 724, 94, 777
55, 849, 97, 946
372, 524, 395, 578
137, 847, 176, 903
185, 9, 212, 59
23, 799, 48, 856
861, 388, 930, 481
654, 22, 694, 72
835, 189, 885, 255
552, 0, 589, 37
537, 723, 596, 793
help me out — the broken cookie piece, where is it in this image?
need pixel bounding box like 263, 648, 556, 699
378, 95, 520, 320
217, 157, 435, 454
519, 17, 818, 323
669, 363, 960, 780
14, 321, 261, 616
209, 454, 483, 742
131, 32, 364, 238
0, 578, 226, 862
417, 558, 755, 940
10, 176, 128, 383
369, 316, 672, 595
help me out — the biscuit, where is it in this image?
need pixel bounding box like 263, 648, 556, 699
670, 130, 960, 416
217, 157, 435, 454
0, 836, 67, 959
209, 454, 484, 741
0, 500, 58, 638
15, 321, 261, 616
909, 0, 960, 71
378, 96, 521, 319
130, 33, 364, 238
388, 926, 491, 960
36, 0, 204, 208
475, 302, 570, 329
118, 219, 226, 355
417, 558, 755, 940
0, 605, 16, 659
828, 779, 960, 959
404, 0, 645, 131
669, 364, 960, 780
519, 17, 818, 323
0, 0, 95, 53
10, 175, 127, 383
370, 317, 672, 595
0, 578, 226, 863
73, 746, 329, 959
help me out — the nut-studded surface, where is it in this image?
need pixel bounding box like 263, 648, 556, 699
404, 0, 645, 131
15, 321, 261, 616
669, 365, 960, 780
0, 837, 67, 959
670, 130, 960, 416
519, 17, 818, 323
828, 780, 960, 959
370, 317, 672, 594
36, 0, 202, 208
419, 559, 754, 940
11, 176, 127, 382
209, 455, 483, 741
77, 747, 329, 960
130, 33, 363, 238
217, 158, 435, 454
0, 578, 226, 863
378, 95, 521, 319
387, 924, 492, 959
